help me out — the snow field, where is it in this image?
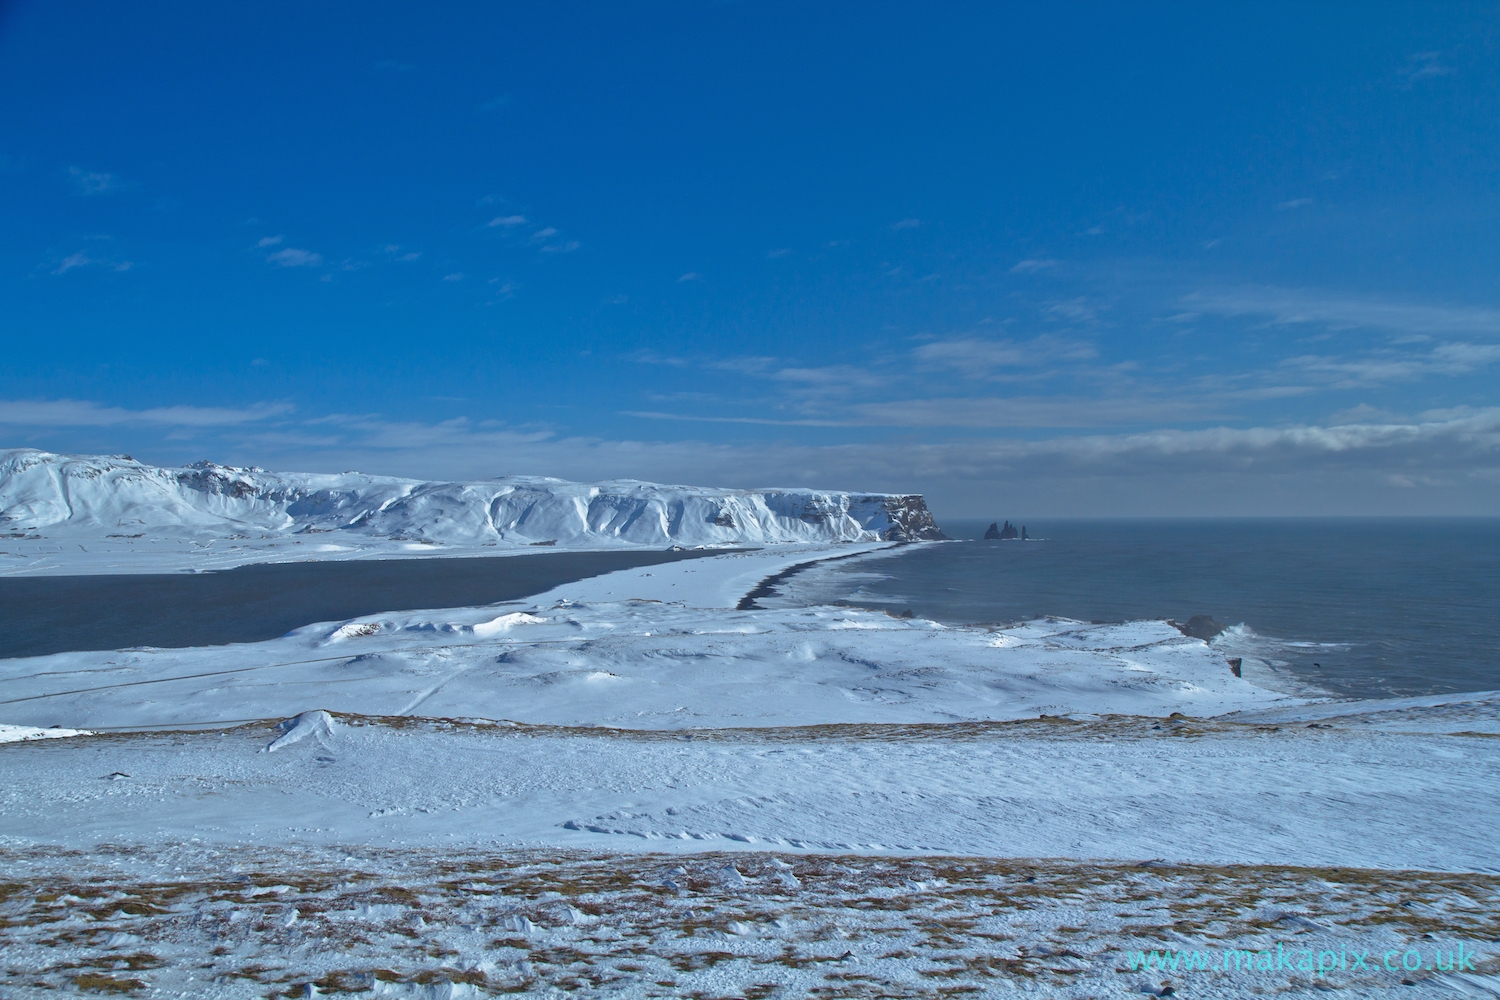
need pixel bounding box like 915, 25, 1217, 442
0, 603, 1292, 732
4, 706, 1499, 870
0, 845, 1496, 998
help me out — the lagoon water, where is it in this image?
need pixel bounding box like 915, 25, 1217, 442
0, 549, 718, 660
767, 518, 1500, 699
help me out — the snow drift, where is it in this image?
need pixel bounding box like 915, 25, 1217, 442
0, 450, 946, 553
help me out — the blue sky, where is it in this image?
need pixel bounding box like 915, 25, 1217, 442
3, 2, 1499, 515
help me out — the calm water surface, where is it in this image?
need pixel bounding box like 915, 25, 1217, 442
770, 518, 1500, 699
0, 549, 718, 659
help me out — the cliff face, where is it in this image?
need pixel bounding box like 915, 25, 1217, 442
872, 494, 948, 541
0, 449, 946, 549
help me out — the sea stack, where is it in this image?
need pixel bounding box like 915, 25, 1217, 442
985, 521, 1019, 540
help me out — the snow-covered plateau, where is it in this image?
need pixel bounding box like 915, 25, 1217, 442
2, 462, 1498, 997
0, 449, 943, 576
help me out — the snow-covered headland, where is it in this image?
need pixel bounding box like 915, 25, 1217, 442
0, 449, 943, 576
3, 454, 1499, 997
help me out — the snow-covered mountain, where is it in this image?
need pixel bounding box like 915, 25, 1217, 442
0, 450, 946, 555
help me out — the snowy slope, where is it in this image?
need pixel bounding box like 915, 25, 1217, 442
0, 602, 1293, 733
0, 449, 944, 575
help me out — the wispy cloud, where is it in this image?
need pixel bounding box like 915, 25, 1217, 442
1043, 298, 1099, 323
16, 401, 1499, 513
773, 365, 889, 390
844, 395, 1214, 429
678, 272, 701, 282
1401, 51, 1452, 83
442, 272, 465, 282
266, 247, 323, 268
0, 399, 293, 427
1275, 198, 1313, 211
912, 336, 1098, 375
1010, 259, 1059, 273
488, 215, 527, 227
51, 252, 132, 276
541, 240, 580, 253
1184, 286, 1500, 337
1281, 341, 1500, 387
621, 411, 847, 427
478, 94, 513, 112
257, 235, 283, 248
68, 167, 125, 196
891, 218, 921, 230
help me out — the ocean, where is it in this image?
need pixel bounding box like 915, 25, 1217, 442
764, 518, 1500, 700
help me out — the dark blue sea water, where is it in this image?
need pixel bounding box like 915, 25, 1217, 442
770, 519, 1500, 699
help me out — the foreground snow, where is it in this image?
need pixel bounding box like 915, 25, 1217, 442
7, 823, 1492, 1000
4, 704, 1498, 870
0, 449, 943, 575
3, 846, 1495, 998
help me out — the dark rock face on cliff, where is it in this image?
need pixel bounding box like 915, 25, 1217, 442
1171, 615, 1229, 641
871, 495, 948, 541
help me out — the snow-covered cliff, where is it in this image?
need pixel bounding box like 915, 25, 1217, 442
0, 450, 945, 570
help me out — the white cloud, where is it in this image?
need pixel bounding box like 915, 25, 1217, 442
69, 167, 123, 196
891, 218, 921, 230
678, 272, 701, 282
1401, 51, 1452, 83
846, 395, 1213, 429
541, 240, 580, 253
22, 402, 1500, 515
1043, 298, 1098, 323
913, 336, 1098, 373
1275, 198, 1313, 211
0, 399, 293, 428
443, 272, 465, 281
1010, 259, 1059, 273
531, 227, 557, 239
1184, 286, 1500, 336
773, 365, 889, 390
51, 252, 131, 276
266, 248, 323, 268
621, 411, 846, 427
1279, 341, 1500, 387
257, 236, 284, 248
488, 215, 527, 227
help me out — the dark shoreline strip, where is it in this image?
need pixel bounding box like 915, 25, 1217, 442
736, 546, 903, 610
